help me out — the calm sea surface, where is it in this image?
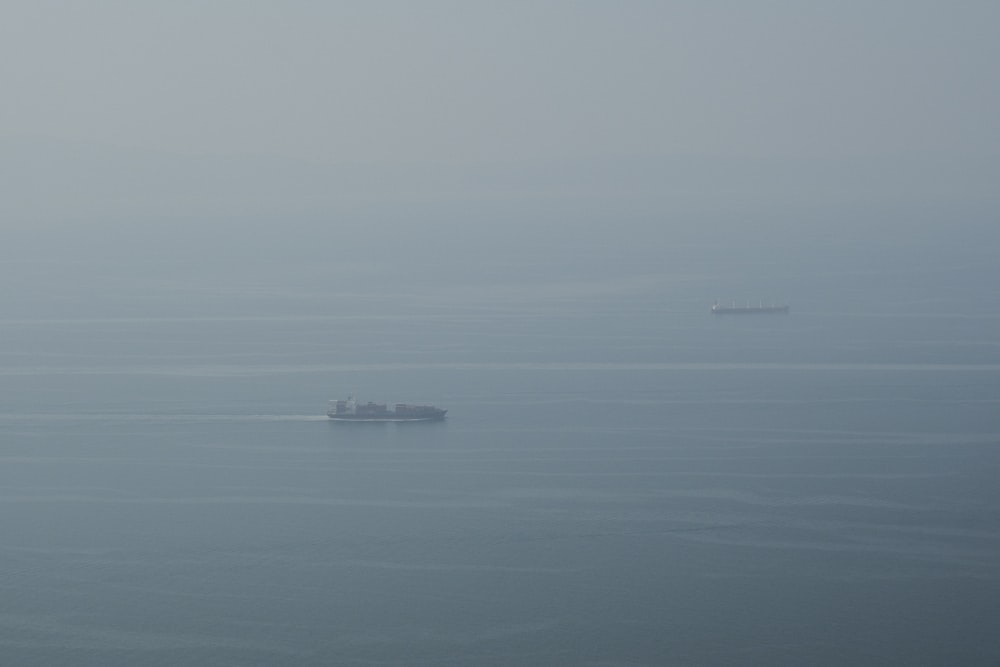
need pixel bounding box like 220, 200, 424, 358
2, 236, 999, 665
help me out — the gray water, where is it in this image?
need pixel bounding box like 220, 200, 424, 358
2, 228, 999, 665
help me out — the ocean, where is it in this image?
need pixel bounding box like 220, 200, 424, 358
2, 227, 999, 665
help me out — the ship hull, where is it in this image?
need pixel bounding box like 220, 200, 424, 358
327, 413, 446, 422
711, 306, 789, 314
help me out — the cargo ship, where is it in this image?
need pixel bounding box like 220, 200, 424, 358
712, 300, 790, 314
327, 394, 447, 422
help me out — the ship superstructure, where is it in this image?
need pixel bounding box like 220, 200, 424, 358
327, 394, 447, 421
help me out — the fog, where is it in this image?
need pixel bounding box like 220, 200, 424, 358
3, 3, 998, 302
2, 4, 1000, 666
5, 2, 999, 160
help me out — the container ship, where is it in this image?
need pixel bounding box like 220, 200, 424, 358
327, 394, 447, 422
712, 300, 790, 314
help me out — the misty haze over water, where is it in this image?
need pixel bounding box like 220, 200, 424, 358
2, 3, 1000, 665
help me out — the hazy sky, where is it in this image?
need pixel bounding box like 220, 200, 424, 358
2, 1, 998, 165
